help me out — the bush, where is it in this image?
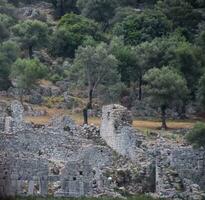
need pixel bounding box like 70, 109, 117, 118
186, 122, 205, 148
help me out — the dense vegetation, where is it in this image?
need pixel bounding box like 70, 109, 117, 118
0, 0, 205, 127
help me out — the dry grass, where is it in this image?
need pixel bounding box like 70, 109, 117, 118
133, 120, 195, 130
25, 107, 64, 125
25, 107, 196, 130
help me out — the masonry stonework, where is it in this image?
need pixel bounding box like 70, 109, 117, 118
0, 101, 205, 199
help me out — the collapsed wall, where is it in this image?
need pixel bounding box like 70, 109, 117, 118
100, 104, 147, 162
100, 104, 205, 199
1, 101, 205, 199
0, 100, 115, 198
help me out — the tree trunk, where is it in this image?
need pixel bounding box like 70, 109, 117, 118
83, 107, 88, 125
28, 45, 33, 59
180, 102, 187, 119
83, 88, 93, 125
138, 76, 142, 101
161, 105, 167, 129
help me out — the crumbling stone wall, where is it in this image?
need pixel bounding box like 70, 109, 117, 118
100, 104, 205, 199
171, 147, 205, 190
0, 153, 49, 197
56, 161, 93, 197
100, 104, 146, 162
1, 101, 205, 199
0, 101, 116, 198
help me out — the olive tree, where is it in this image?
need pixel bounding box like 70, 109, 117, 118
143, 66, 188, 129
10, 58, 47, 102
70, 42, 119, 124
12, 20, 49, 59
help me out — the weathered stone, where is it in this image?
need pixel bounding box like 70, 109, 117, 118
100, 104, 145, 161
0, 102, 205, 199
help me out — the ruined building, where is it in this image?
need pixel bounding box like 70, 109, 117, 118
0, 101, 205, 199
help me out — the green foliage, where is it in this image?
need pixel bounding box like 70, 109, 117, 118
77, 0, 119, 26
171, 42, 204, 96
11, 58, 47, 90
186, 122, 205, 148
12, 20, 49, 58
0, 0, 204, 118
156, 0, 203, 39
110, 7, 138, 26
144, 66, 188, 128
51, 13, 99, 57
0, 13, 14, 42
110, 37, 137, 85
114, 9, 172, 45
0, 41, 19, 90
196, 28, 205, 51
144, 66, 188, 108
70, 42, 121, 103
71, 42, 119, 87
49, 0, 78, 17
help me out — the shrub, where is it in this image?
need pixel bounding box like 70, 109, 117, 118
186, 122, 205, 148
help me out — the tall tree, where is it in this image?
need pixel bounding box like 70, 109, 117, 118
70, 42, 119, 124
144, 66, 188, 129
12, 20, 49, 59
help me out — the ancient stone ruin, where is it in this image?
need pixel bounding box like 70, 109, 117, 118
0, 101, 205, 199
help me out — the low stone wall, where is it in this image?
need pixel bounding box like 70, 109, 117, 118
0, 153, 49, 197
171, 147, 205, 190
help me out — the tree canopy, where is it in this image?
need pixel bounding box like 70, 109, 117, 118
12, 20, 49, 58
144, 66, 188, 129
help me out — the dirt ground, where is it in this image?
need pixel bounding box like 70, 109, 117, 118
25, 107, 196, 130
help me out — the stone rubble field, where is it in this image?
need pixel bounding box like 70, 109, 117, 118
0, 101, 205, 200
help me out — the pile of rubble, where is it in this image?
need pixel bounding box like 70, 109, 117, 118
0, 101, 205, 199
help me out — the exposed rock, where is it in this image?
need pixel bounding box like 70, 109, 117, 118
28, 91, 43, 105
10, 100, 24, 123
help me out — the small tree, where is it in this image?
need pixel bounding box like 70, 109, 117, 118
143, 66, 188, 129
70, 42, 119, 124
186, 122, 205, 150
12, 20, 49, 59
0, 41, 19, 90
10, 58, 47, 102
